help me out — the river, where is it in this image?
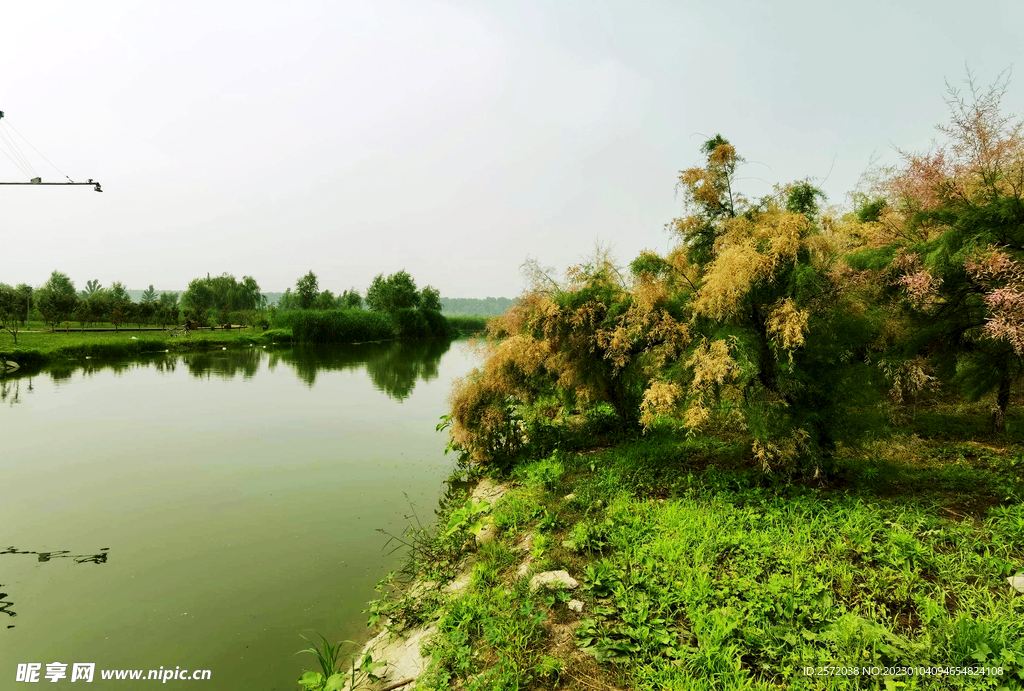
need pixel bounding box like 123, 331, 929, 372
0, 340, 476, 689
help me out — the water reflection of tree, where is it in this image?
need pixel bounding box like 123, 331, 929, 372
1, 546, 110, 626
282, 340, 452, 400
1, 354, 172, 397
365, 339, 450, 400
0, 340, 454, 404
183, 349, 261, 381
0, 377, 29, 406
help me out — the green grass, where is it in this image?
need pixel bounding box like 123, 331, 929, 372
368, 412, 1024, 691
0, 327, 292, 369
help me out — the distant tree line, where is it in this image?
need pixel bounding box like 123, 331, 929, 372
439, 297, 516, 316
0, 267, 471, 344
273, 269, 442, 317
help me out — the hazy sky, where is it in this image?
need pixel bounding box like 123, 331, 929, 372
1, 1, 1020, 296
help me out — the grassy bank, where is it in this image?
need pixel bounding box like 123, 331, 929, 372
349, 404, 1024, 691
0, 327, 293, 369
1, 313, 487, 370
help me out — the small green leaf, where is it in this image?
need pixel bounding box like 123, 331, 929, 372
324, 673, 347, 690
297, 671, 325, 689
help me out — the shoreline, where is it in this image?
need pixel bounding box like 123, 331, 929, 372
326, 429, 1024, 690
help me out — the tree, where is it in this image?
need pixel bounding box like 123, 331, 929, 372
141, 285, 157, 304
419, 285, 442, 312
14, 284, 32, 326
365, 275, 386, 312
74, 300, 94, 329
109, 282, 133, 332
181, 277, 214, 315
112, 302, 134, 331
109, 281, 131, 304
871, 72, 1024, 431
314, 290, 335, 310
87, 289, 112, 325
137, 301, 155, 328
339, 288, 362, 310
155, 303, 175, 328
238, 276, 265, 311
36, 271, 79, 332
158, 291, 179, 309
448, 140, 883, 473
0, 283, 24, 344
296, 271, 319, 310
278, 288, 296, 310
79, 279, 102, 300
178, 273, 264, 324
366, 271, 420, 313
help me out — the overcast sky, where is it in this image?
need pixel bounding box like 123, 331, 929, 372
1, 1, 1020, 297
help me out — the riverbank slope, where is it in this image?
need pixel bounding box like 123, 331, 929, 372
329, 402, 1024, 690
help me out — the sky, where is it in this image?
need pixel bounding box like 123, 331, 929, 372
0, 0, 1021, 297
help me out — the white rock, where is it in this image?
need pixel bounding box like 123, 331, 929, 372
563, 493, 575, 501
1009, 574, 1024, 594
568, 599, 584, 613
516, 559, 532, 579
354, 624, 436, 690
529, 570, 579, 592
475, 523, 497, 546
444, 573, 471, 596
470, 478, 510, 504
407, 580, 438, 599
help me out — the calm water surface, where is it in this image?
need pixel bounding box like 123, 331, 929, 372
0, 340, 476, 689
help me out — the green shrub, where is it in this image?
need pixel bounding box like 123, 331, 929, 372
290, 310, 396, 344
515, 453, 565, 491
446, 315, 489, 335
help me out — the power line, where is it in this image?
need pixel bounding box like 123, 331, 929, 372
0, 123, 38, 177
0, 125, 35, 178
0, 143, 29, 178
3, 119, 74, 182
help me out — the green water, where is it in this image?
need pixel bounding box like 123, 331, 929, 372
0, 340, 476, 689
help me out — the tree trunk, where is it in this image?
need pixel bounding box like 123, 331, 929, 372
993, 372, 1011, 433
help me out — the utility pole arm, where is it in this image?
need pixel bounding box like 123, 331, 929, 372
0, 180, 103, 192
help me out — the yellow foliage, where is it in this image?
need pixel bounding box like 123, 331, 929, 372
692, 209, 814, 321
692, 240, 764, 320
752, 428, 810, 472
877, 356, 936, 403
766, 298, 810, 360
758, 210, 807, 264
639, 380, 683, 431
682, 338, 743, 431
